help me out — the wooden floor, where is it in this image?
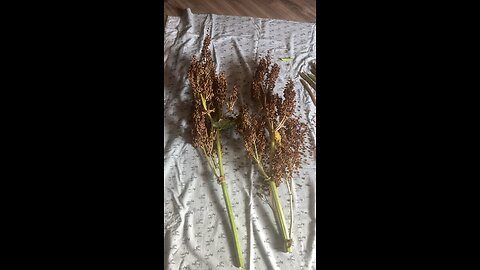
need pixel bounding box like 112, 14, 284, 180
164, 0, 316, 23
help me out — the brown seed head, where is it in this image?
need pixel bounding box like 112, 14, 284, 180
240, 55, 308, 187
237, 105, 256, 159
192, 104, 208, 148
251, 59, 267, 103
213, 72, 227, 115
266, 63, 280, 93
276, 118, 307, 181
281, 79, 296, 119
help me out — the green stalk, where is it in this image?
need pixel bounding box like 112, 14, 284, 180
285, 178, 294, 241
216, 131, 224, 175
216, 130, 245, 268
300, 79, 316, 106
266, 120, 292, 252
269, 180, 293, 253
300, 72, 316, 91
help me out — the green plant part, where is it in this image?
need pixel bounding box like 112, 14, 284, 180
280, 57, 293, 62
300, 61, 316, 105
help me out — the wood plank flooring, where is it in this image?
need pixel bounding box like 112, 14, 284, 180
164, 0, 316, 23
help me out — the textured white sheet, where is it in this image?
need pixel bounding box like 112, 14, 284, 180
164, 9, 316, 270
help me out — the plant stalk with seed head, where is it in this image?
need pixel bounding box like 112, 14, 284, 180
237, 55, 308, 253
300, 60, 316, 106
188, 35, 244, 268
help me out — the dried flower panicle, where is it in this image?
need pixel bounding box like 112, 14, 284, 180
188, 34, 245, 266
237, 105, 267, 161
281, 80, 296, 119
251, 55, 278, 106
188, 53, 214, 104
237, 106, 255, 157
191, 103, 207, 148
188, 35, 239, 156
237, 54, 308, 253
213, 72, 228, 116
274, 118, 307, 183
238, 54, 307, 187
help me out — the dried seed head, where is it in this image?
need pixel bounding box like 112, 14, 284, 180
251, 58, 267, 103
237, 105, 256, 159
250, 54, 280, 110
213, 72, 227, 114
265, 92, 276, 124
278, 118, 307, 180
227, 85, 238, 113
254, 118, 267, 160
192, 104, 208, 148
189, 35, 241, 157
205, 128, 216, 156
240, 55, 308, 187
281, 79, 296, 119
266, 63, 280, 93
189, 35, 222, 156
188, 35, 215, 104
201, 35, 212, 62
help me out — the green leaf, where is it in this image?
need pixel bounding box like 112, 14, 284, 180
280, 57, 293, 62
212, 118, 236, 130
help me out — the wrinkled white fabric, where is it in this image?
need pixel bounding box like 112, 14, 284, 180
164, 9, 316, 270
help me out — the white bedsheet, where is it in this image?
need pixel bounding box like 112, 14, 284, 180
164, 9, 316, 270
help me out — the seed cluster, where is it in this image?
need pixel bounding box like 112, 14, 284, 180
238, 55, 308, 186
191, 102, 214, 155
237, 105, 267, 161
275, 118, 307, 181
188, 35, 238, 158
